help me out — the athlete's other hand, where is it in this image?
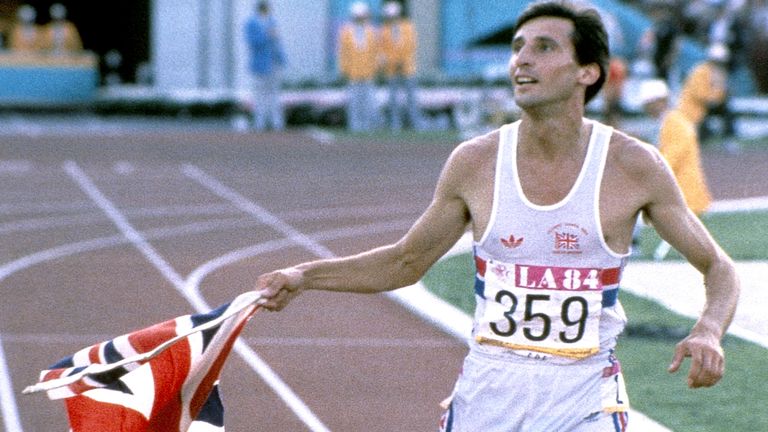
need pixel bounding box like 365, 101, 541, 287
255, 268, 303, 311
668, 331, 725, 388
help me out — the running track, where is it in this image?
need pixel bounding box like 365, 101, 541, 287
0, 129, 466, 431
1, 124, 766, 431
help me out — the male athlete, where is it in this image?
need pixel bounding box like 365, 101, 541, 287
256, 1, 740, 430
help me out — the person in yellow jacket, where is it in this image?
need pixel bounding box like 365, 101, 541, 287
379, 1, 420, 130
40, 3, 83, 55
677, 44, 729, 131
9, 4, 43, 53
338, 2, 379, 131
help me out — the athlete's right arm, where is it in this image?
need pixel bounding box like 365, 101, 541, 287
255, 142, 479, 311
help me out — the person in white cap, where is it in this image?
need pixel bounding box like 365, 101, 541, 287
338, 2, 378, 131
379, 1, 420, 130
639, 78, 670, 123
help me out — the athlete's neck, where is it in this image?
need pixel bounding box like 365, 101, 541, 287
518, 114, 590, 159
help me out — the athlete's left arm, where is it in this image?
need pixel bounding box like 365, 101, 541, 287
640, 146, 740, 388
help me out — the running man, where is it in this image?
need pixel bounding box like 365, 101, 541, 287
256, 1, 740, 430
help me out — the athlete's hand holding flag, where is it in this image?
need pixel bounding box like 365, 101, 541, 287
23, 291, 264, 432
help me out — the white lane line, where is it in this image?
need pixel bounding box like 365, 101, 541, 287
0, 160, 32, 174
183, 221, 413, 294
181, 165, 336, 260
63, 161, 331, 432
0, 333, 23, 432
709, 196, 768, 213
64, 161, 187, 290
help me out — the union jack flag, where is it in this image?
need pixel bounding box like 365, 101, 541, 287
23, 291, 263, 432
555, 232, 580, 251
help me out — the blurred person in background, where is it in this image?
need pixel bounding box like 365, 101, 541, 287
699, 2, 747, 148
41, 3, 82, 55
338, 1, 378, 132
638, 79, 670, 143
602, 56, 627, 127
646, 2, 682, 85
9, 4, 42, 53
678, 43, 736, 151
748, 0, 768, 93
640, 77, 713, 260
245, 0, 286, 131
597, 8, 627, 127
379, 1, 420, 131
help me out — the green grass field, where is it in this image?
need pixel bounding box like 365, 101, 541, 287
635, 210, 768, 260
421, 210, 768, 432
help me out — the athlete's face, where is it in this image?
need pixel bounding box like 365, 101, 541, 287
509, 17, 597, 109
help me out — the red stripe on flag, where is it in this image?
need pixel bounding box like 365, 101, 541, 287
67, 396, 149, 432
88, 345, 100, 364
146, 337, 192, 430
128, 320, 178, 354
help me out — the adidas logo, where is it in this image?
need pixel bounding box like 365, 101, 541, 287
500, 234, 524, 249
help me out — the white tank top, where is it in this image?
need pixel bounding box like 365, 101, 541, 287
472, 120, 628, 364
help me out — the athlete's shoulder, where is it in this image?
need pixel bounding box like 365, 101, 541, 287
451, 127, 501, 163
439, 127, 500, 188
607, 127, 667, 178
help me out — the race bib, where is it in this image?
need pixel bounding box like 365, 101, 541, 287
475, 260, 606, 360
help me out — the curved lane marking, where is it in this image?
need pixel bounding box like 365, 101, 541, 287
63, 161, 332, 432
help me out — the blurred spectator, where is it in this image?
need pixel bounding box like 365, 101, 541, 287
749, 0, 768, 92
700, 5, 745, 146
338, 1, 378, 132
640, 78, 712, 260
103, 49, 123, 86
244, 0, 286, 131
41, 3, 82, 54
595, 8, 627, 127
654, 77, 713, 216
639, 79, 670, 113
645, 3, 683, 84
638, 79, 669, 142
603, 57, 628, 127
683, 44, 738, 151
9, 4, 42, 53
677, 44, 728, 128
379, 1, 420, 131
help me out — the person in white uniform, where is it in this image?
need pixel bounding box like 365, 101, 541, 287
254, 1, 740, 431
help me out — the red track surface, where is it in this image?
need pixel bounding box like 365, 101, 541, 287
1, 129, 766, 431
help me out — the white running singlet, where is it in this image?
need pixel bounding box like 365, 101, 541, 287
440, 120, 631, 432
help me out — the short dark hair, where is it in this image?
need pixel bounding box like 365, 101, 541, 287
512, 0, 609, 105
